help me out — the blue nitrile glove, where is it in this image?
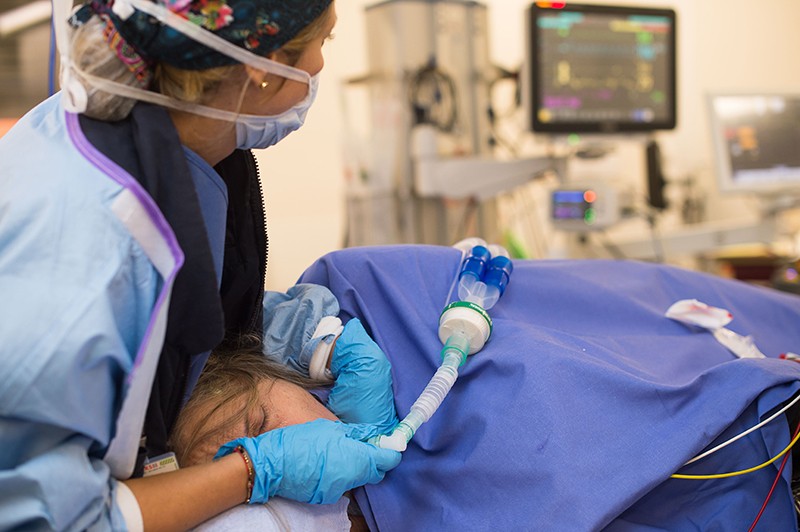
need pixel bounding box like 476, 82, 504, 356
262, 284, 341, 375
327, 318, 399, 434
216, 419, 401, 504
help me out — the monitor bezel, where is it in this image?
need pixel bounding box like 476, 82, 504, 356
707, 92, 800, 196
527, 2, 678, 134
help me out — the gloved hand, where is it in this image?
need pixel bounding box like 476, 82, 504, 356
327, 318, 399, 434
216, 419, 401, 505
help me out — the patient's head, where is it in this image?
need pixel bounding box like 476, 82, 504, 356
171, 341, 336, 466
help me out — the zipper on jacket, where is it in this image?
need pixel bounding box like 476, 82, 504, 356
245, 149, 268, 333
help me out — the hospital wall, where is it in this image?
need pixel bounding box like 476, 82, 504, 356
256, 1, 799, 290
1, 2, 795, 290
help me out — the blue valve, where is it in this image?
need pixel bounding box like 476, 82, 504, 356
459, 245, 491, 282
484, 256, 514, 297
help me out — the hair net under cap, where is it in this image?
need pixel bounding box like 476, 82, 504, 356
73, 0, 332, 70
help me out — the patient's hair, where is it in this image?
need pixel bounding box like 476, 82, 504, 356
170, 335, 326, 466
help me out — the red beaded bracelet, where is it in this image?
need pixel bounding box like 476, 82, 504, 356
234, 445, 255, 504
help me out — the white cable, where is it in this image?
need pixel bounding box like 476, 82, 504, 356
684, 390, 800, 466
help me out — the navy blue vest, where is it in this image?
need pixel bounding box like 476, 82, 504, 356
79, 103, 266, 475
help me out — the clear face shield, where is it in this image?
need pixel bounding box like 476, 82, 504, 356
52, 0, 319, 149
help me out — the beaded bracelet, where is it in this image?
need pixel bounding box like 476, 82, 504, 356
234, 445, 255, 504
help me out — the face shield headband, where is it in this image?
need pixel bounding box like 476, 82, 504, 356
53, 0, 321, 119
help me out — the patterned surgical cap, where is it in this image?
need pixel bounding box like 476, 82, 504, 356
72, 0, 333, 71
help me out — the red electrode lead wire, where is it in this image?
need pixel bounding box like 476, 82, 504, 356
748, 416, 800, 531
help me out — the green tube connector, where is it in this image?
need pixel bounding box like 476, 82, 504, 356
441, 332, 470, 366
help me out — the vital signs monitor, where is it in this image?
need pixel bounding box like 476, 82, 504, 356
525, 2, 677, 134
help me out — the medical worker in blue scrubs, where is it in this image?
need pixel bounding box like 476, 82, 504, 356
0, 0, 400, 529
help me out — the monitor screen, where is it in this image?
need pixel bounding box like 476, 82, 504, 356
708, 94, 800, 195
526, 3, 677, 134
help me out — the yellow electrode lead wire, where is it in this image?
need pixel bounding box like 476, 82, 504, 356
671, 428, 800, 480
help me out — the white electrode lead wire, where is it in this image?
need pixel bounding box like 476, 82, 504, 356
684, 390, 800, 466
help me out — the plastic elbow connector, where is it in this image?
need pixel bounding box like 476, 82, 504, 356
459, 279, 500, 310
458, 272, 492, 306
379, 430, 409, 452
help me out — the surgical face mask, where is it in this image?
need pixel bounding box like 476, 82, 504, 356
53, 0, 317, 138
235, 73, 320, 150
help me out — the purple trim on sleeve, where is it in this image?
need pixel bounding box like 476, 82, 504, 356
65, 112, 184, 264
65, 111, 184, 380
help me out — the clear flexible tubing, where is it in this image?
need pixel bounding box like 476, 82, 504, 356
371, 338, 468, 451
